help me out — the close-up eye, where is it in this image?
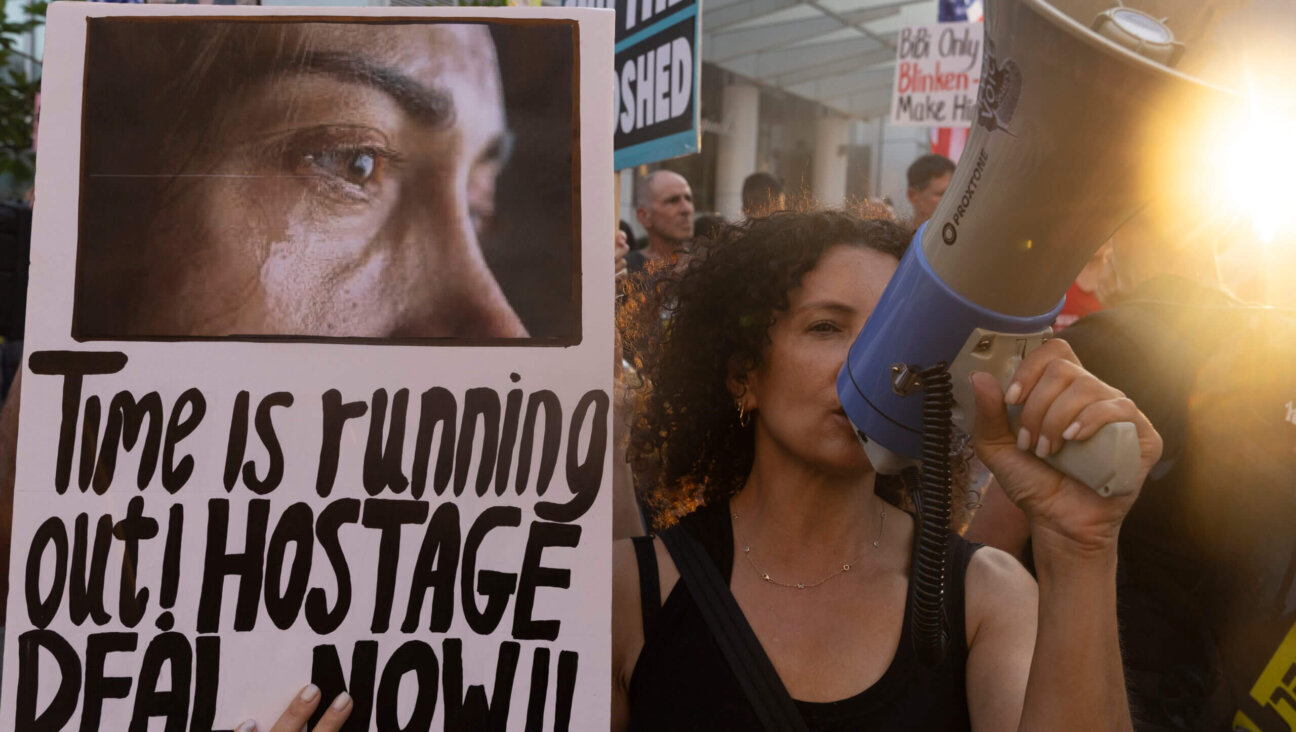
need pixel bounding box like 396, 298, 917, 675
809, 320, 842, 334
264, 125, 401, 200
305, 148, 387, 188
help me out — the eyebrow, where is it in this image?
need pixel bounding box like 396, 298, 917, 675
795, 300, 857, 315
291, 51, 513, 167
292, 51, 456, 128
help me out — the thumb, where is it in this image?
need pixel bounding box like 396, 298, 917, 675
969, 371, 1014, 447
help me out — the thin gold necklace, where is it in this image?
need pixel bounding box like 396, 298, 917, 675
731, 506, 887, 590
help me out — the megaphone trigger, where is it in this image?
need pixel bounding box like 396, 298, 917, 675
949, 327, 1140, 497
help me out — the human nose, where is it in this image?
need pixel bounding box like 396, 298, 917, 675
385, 192, 527, 339
439, 242, 528, 338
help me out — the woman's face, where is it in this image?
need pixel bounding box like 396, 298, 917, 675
138, 24, 526, 339
743, 244, 899, 474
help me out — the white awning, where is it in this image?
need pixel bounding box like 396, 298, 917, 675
703, 0, 939, 120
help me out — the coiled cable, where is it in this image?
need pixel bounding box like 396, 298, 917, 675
909, 362, 953, 667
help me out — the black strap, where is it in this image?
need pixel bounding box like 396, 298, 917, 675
658, 525, 810, 732
631, 535, 661, 639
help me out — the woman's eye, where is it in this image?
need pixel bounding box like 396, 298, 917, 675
305, 148, 387, 188
261, 125, 400, 198
809, 320, 841, 334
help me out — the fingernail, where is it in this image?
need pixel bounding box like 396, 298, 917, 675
331, 692, 352, 712
1004, 382, 1022, 405
1062, 421, 1080, 440
236, 722, 257, 732
300, 684, 320, 703
1017, 427, 1031, 451
1035, 435, 1050, 459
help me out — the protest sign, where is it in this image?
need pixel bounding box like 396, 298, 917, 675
1, 4, 615, 730
566, 0, 699, 170
890, 22, 984, 127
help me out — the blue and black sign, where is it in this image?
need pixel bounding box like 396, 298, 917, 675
565, 0, 700, 169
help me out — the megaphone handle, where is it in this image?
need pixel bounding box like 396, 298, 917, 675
948, 328, 1141, 497
1004, 406, 1140, 497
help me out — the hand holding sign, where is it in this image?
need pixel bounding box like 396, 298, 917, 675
241, 685, 351, 732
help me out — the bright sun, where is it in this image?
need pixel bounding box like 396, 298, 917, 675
1217, 95, 1296, 244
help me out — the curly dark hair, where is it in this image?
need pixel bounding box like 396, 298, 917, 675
623, 209, 970, 526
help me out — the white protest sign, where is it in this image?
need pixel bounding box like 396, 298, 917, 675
891, 22, 984, 127
1, 4, 614, 730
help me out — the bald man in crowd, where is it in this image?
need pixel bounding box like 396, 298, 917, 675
625, 170, 694, 273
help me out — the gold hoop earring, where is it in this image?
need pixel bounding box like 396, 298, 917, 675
737, 401, 751, 427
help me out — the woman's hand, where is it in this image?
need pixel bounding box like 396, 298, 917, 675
237, 685, 353, 732
969, 338, 1162, 555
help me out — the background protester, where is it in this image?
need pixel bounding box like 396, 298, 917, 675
692, 212, 728, 244
619, 219, 638, 252
906, 152, 955, 227
625, 170, 695, 274
619, 169, 698, 386
741, 171, 786, 218
612, 210, 1160, 730
1052, 242, 1116, 332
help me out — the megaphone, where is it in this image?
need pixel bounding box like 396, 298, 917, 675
835, 0, 1294, 667
837, 0, 1249, 497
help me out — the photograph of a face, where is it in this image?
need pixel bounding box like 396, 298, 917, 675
73, 17, 579, 344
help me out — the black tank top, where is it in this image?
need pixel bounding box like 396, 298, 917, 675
628, 502, 981, 731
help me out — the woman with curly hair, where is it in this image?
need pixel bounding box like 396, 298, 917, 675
612, 210, 1161, 730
